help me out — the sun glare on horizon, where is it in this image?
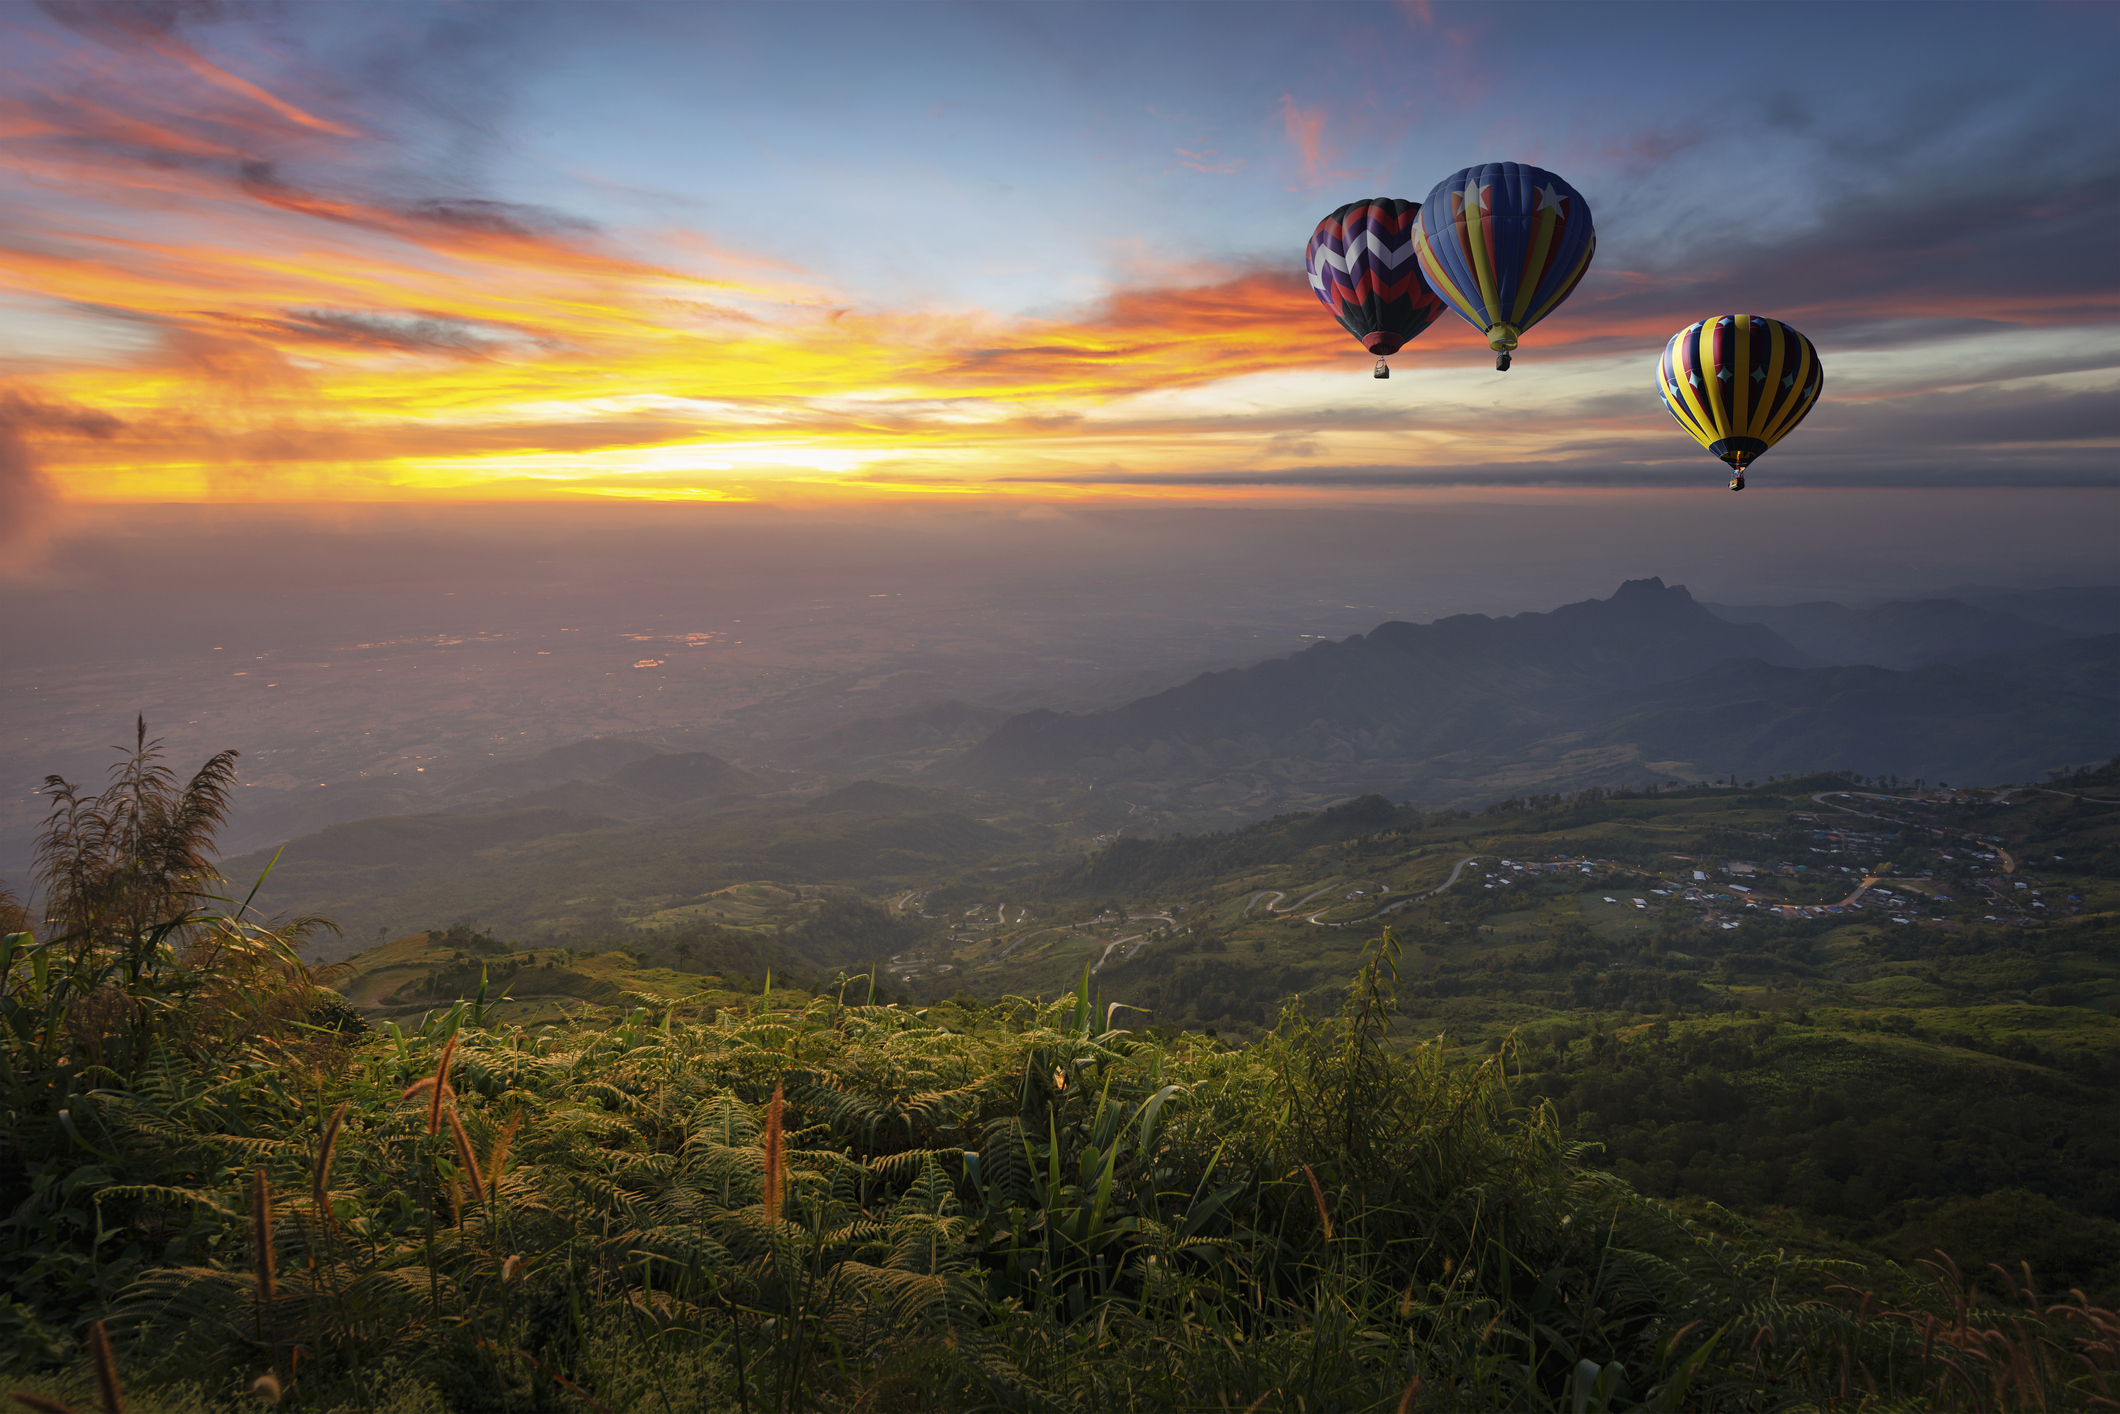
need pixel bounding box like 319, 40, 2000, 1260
2, 1, 2115, 518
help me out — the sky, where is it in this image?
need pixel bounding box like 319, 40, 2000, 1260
2, 0, 2118, 529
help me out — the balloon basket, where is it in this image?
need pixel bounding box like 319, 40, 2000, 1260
1494, 352, 1512, 371
1373, 360, 1390, 379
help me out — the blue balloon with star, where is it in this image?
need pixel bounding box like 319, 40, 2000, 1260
1412, 161, 1596, 370
1655, 315, 1824, 491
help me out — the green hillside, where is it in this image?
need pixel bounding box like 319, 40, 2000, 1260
915, 761, 2120, 1300
333, 924, 810, 1030
9, 733, 2120, 1411
229, 795, 1027, 954
331, 887, 931, 1030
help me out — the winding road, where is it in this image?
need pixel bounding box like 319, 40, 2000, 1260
1347, 854, 1483, 921
1283, 884, 1343, 914
1091, 933, 1144, 974
1292, 855, 1484, 928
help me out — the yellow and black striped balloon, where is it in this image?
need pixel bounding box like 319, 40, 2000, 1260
1656, 315, 1822, 490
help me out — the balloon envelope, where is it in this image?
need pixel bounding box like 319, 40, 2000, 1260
1305, 198, 1446, 357
1413, 162, 1595, 359
1656, 316, 1824, 479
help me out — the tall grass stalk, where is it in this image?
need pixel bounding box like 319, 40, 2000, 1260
408, 1033, 459, 1135
760, 1082, 784, 1227
8, 1393, 84, 1414
249, 1170, 278, 1387
311, 1101, 348, 1223
444, 1108, 486, 1220
86, 1321, 120, 1414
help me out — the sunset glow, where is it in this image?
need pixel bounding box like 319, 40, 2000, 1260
4, 1, 2116, 509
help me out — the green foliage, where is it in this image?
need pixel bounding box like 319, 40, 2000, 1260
16, 743, 2120, 1408
1879, 1189, 2120, 1296
1522, 1016, 2120, 1288
0, 725, 350, 1381
1032, 793, 1421, 901
228, 796, 1021, 948
8, 927, 2120, 1408
422, 924, 514, 956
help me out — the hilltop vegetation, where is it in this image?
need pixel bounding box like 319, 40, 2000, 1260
227, 790, 1024, 955
9, 729, 2120, 1410
892, 760, 2120, 1305
332, 890, 929, 1032
12, 908, 2120, 1411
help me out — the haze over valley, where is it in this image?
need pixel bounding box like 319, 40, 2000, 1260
11, 496, 2113, 956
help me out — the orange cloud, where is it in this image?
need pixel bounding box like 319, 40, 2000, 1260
5, 14, 2115, 505
1278, 95, 1367, 190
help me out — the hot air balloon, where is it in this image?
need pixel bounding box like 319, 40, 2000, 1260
1656, 316, 1823, 490
1305, 198, 1447, 379
1413, 162, 1595, 370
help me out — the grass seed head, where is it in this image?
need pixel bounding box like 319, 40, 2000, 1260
447, 1107, 487, 1215
249, 1169, 276, 1302
312, 1101, 349, 1224
426, 1033, 460, 1136
488, 1111, 522, 1190
8, 1394, 84, 1414
762, 1081, 785, 1225
87, 1320, 122, 1414
1301, 1164, 1333, 1240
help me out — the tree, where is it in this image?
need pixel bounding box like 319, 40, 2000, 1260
35, 716, 238, 955
6, 718, 333, 1083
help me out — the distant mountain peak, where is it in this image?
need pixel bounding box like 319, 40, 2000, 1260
955, 576, 1811, 790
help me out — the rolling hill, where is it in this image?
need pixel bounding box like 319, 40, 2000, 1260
233, 783, 1023, 957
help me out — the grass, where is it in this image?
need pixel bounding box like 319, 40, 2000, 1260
336, 931, 802, 1029
16, 743, 2120, 1408
13, 950, 2120, 1411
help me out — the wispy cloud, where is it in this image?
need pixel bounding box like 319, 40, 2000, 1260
1278, 95, 1368, 190
1, 2, 2115, 502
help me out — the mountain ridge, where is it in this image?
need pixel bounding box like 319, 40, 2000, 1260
1700, 597, 2079, 668
954, 578, 1809, 787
